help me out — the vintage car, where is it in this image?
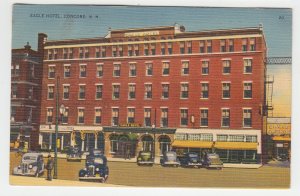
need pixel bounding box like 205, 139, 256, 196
202, 153, 223, 169
160, 151, 180, 167
180, 152, 202, 168
66, 146, 82, 161
137, 151, 154, 166
13, 152, 45, 177
78, 153, 109, 182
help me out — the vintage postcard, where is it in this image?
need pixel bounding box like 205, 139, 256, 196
7, 3, 292, 191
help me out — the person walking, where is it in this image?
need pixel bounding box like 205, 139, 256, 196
46, 154, 54, 181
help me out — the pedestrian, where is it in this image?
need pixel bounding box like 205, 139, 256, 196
126, 147, 131, 160
46, 154, 54, 181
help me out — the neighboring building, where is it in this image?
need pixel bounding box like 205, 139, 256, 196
38, 24, 267, 164
11, 34, 46, 150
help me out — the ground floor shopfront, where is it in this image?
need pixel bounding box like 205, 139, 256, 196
271, 135, 291, 160
10, 124, 34, 150
172, 128, 262, 164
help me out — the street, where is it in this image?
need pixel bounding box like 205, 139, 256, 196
10, 152, 290, 188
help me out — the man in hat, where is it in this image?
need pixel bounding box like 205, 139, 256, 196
46, 154, 54, 181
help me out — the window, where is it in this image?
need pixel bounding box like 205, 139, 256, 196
180, 83, 189, 99
134, 44, 139, 56
129, 63, 136, 77
223, 60, 231, 74
112, 108, 119, 126
202, 61, 209, 75
53, 49, 58, 59
69, 48, 73, 59
46, 108, 53, 123
199, 41, 205, 53
15, 65, 20, 76
201, 134, 213, 141
246, 135, 257, 142
250, 38, 256, 51
128, 84, 136, 99
30, 64, 35, 78
48, 66, 55, 78
11, 107, 16, 122
146, 63, 153, 76
11, 84, 17, 98
11, 65, 14, 76
84, 47, 89, 58
244, 59, 252, 73
161, 108, 168, 127
187, 41, 192, 54
112, 85, 120, 99
144, 108, 151, 127
47, 85, 54, 99
229, 39, 234, 52
101, 46, 106, 57
200, 109, 208, 127
144, 44, 149, 56
180, 109, 188, 126
127, 108, 135, 123
162, 62, 170, 75
62, 108, 69, 124
95, 47, 100, 58
243, 109, 252, 127
221, 109, 230, 127
128, 44, 133, 56
113, 64, 120, 77
217, 135, 228, 142
96, 64, 103, 77
181, 61, 189, 75
162, 84, 169, 99
222, 83, 231, 98
207, 40, 212, 53
167, 42, 172, 54
95, 108, 102, 124
48, 49, 53, 60
28, 86, 33, 99
96, 85, 103, 99
244, 83, 252, 98
112, 46, 117, 57
144, 84, 152, 99
161, 43, 166, 55
63, 85, 70, 99
220, 40, 226, 52
188, 134, 201, 141
79, 65, 86, 77
175, 134, 188, 140
64, 65, 71, 78
78, 85, 86, 99
242, 38, 248, 51
228, 135, 244, 142
151, 43, 156, 55
118, 45, 123, 57
78, 108, 85, 124
79, 47, 84, 58
201, 83, 209, 99
180, 42, 185, 54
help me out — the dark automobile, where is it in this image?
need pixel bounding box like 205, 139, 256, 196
89, 149, 103, 157
202, 153, 223, 169
78, 154, 109, 182
137, 151, 154, 166
66, 146, 82, 161
180, 152, 202, 168
13, 152, 45, 177
160, 151, 180, 167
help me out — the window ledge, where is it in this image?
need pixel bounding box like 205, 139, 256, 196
243, 98, 253, 100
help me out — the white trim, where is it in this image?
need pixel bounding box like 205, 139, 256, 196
180, 107, 188, 110
161, 60, 170, 62
63, 64, 71, 66
243, 57, 253, 59
243, 81, 253, 83
48, 64, 56, 67
221, 58, 232, 60
161, 82, 170, 84
94, 107, 102, 109
95, 83, 103, 86
200, 81, 209, 83
128, 83, 136, 85
112, 83, 121, 85
78, 84, 86, 86
221, 107, 230, 110
180, 82, 189, 84
160, 106, 168, 108
199, 107, 209, 110
113, 62, 121, 64
62, 84, 70, 86
79, 63, 87, 66
127, 106, 136, 108
181, 59, 190, 62
111, 106, 119, 108
77, 107, 85, 109
145, 61, 153, 63
221, 81, 231, 83
144, 106, 152, 109
144, 82, 152, 85
128, 61, 137, 64
201, 59, 210, 61
96, 63, 104, 65
242, 107, 252, 110
47, 84, 55, 86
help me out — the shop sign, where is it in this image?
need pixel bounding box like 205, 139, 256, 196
124, 31, 159, 37
119, 123, 141, 127
276, 143, 283, 147
267, 123, 291, 135
283, 143, 289, 148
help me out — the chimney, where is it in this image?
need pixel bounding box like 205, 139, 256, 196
37, 33, 48, 56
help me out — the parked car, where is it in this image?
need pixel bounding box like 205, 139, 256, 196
78, 153, 109, 182
66, 146, 82, 161
89, 149, 103, 157
202, 153, 223, 169
160, 151, 180, 167
180, 152, 202, 168
13, 152, 44, 177
137, 151, 154, 166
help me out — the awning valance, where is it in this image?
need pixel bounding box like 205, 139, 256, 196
172, 140, 213, 148
214, 142, 258, 150
272, 136, 291, 142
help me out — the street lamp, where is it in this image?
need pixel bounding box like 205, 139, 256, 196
53, 104, 65, 179
152, 123, 156, 163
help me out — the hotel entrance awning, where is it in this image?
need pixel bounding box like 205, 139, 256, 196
214, 142, 258, 150
172, 140, 213, 148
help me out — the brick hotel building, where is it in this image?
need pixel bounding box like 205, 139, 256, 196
37, 24, 267, 164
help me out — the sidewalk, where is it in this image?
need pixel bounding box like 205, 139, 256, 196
9, 175, 124, 187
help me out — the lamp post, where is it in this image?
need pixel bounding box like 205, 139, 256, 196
152, 123, 156, 162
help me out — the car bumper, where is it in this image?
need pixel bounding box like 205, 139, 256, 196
163, 162, 180, 165
138, 161, 154, 164
79, 176, 105, 180
187, 163, 202, 166
206, 164, 223, 168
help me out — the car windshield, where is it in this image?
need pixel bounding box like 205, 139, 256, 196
166, 152, 175, 157
208, 154, 219, 159
23, 156, 37, 161
141, 152, 151, 156
188, 154, 198, 158
94, 158, 104, 164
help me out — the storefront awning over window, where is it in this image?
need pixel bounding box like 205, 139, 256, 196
172, 140, 213, 148
214, 142, 258, 150
272, 136, 291, 142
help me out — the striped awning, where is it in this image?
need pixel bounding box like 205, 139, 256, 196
272, 136, 291, 142
172, 140, 213, 148
214, 142, 258, 150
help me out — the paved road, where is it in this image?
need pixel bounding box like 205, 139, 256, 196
10, 152, 290, 188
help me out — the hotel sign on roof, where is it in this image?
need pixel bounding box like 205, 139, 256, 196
124, 31, 159, 37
